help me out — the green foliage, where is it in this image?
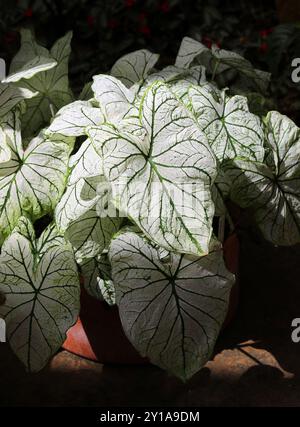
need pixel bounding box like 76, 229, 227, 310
0, 29, 300, 381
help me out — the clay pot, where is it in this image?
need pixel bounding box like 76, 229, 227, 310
63, 233, 240, 364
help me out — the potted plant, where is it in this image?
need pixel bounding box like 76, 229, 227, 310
0, 31, 299, 381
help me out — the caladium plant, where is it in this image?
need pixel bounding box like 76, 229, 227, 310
0, 32, 299, 381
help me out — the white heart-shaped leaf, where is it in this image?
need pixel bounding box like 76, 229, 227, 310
0, 83, 37, 119
109, 229, 234, 381
88, 82, 217, 256
55, 139, 121, 262
175, 37, 208, 69
227, 111, 300, 245
0, 111, 73, 243
92, 75, 134, 123
3, 56, 57, 83
55, 140, 102, 231
0, 217, 80, 372
169, 66, 207, 103
189, 86, 264, 163
9, 29, 50, 73
11, 31, 73, 137
47, 100, 104, 137
111, 49, 159, 88
64, 175, 122, 263
196, 45, 271, 93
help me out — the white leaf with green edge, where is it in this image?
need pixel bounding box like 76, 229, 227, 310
64, 175, 122, 263
88, 82, 217, 256
109, 230, 234, 381
0, 111, 23, 176
91, 75, 142, 137
12, 31, 73, 137
47, 100, 104, 137
189, 86, 264, 163
169, 67, 210, 105
226, 112, 300, 245
0, 83, 37, 119
144, 65, 188, 85
0, 112, 73, 243
55, 139, 103, 232
3, 56, 57, 83
9, 29, 50, 72
131, 65, 186, 100
92, 75, 134, 123
0, 217, 80, 372
135, 65, 207, 102
175, 37, 208, 69
195, 45, 271, 93
67, 138, 103, 185
81, 252, 115, 304
111, 49, 159, 88
55, 140, 121, 262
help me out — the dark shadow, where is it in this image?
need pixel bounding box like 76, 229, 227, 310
215, 220, 300, 379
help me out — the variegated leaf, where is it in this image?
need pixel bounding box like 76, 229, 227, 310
55, 139, 121, 263
3, 56, 57, 83
189, 86, 264, 163
0, 111, 73, 243
0, 83, 37, 119
111, 49, 159, 88
88, 82, 217, 256
11, 30, 73, 137
47, 100, 104, 137
0, 217, 80, 372
227, 111, 300, 245
175, 37, 208, 69
109, 230, 234, 381
92, 75, 134, 123
81, 252, 115, 304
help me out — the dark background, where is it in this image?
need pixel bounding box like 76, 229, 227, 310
1, 0, 300, 407
0, 0, 300, 123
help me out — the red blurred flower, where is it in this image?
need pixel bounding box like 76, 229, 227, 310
259, 42, 268, 53
159, 1, 170, 13
87, 15, 95, 28
107, 18, 119, 29
125, 0, 135, 7
259, 28, 273, 38
139, 25, 151, 36
24, 7, 33, 17
202, 36, 212, 49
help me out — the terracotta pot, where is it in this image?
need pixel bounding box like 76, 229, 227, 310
63, 233, 240, 364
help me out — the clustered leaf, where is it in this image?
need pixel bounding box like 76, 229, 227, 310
0, 31, 298, 381
7, 29, 74, 138
0, 217, 80, 372
109, 230, 234, 381
0, 110, 73, 244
